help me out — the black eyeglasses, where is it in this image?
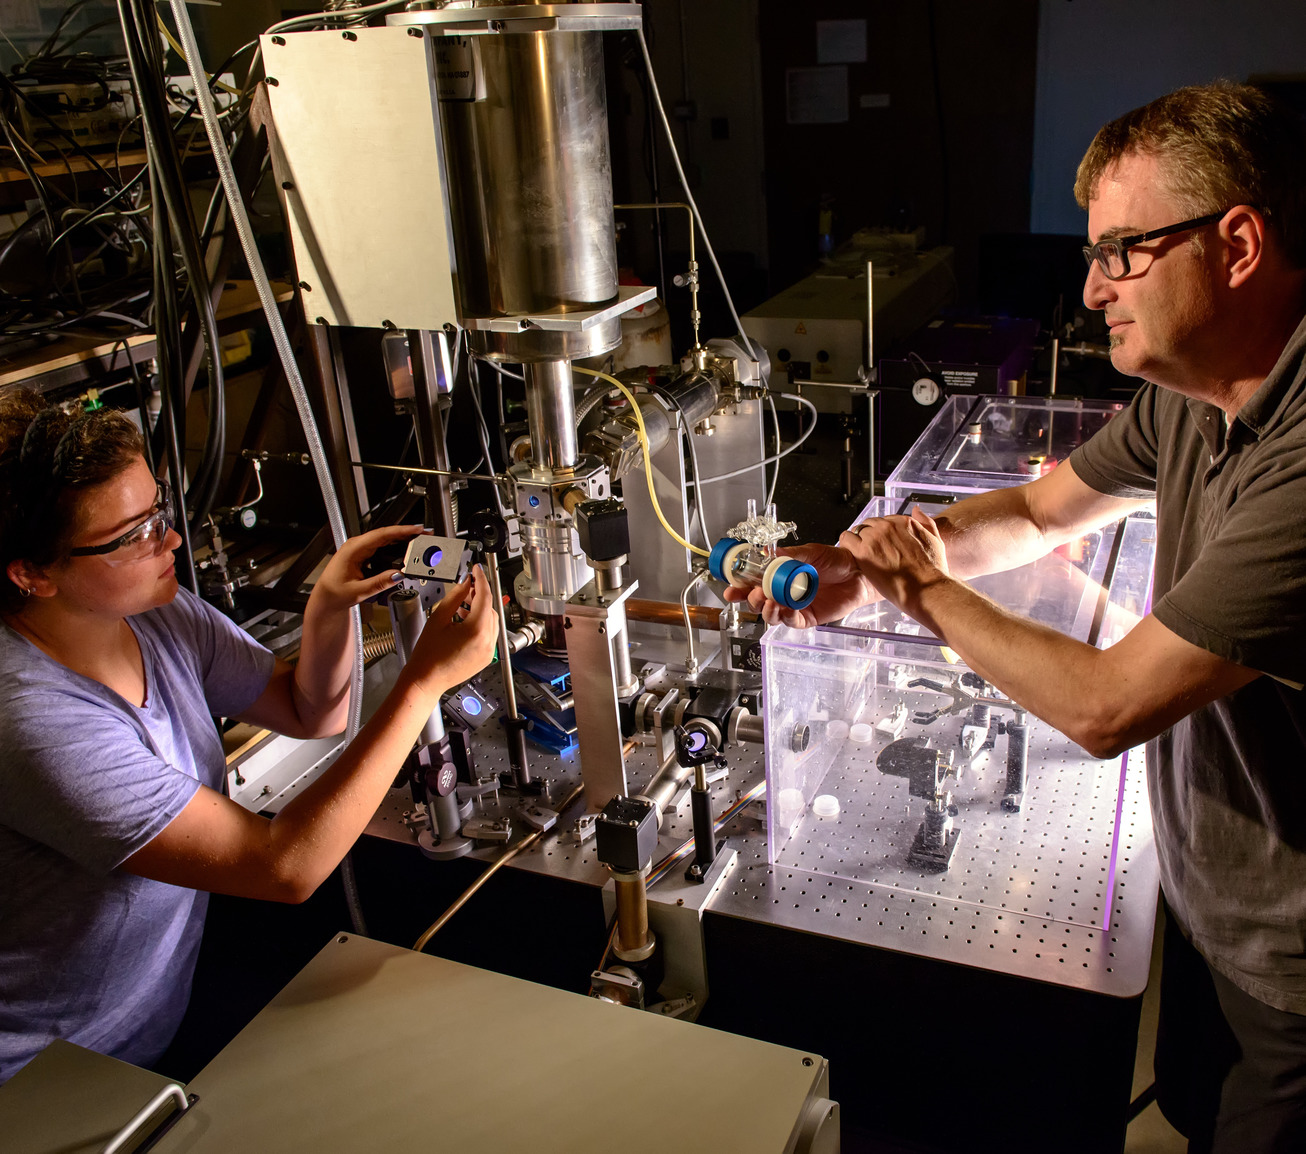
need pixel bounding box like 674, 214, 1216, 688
1082, 210, 1228, 281
67, 480, 175, 564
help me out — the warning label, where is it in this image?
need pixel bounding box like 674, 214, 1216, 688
940, 369, 981, 391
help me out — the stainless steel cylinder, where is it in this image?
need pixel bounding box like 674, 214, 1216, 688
636, 751, 696, 826
593, 557, 626, 594
434, 28, 618, 320
665, 369, 720, 427
613, 633, 637, 697
520, 520, 591, 603
525, 359, 578, 470
734, 712, 765, 745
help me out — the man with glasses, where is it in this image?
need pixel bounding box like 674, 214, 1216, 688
737, 82, 1306, 1150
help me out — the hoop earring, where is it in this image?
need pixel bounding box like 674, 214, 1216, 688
18, 586, 30, 598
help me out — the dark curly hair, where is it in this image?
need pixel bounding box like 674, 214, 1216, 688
0, 388, 146, 611
1074, 81, 1306, 269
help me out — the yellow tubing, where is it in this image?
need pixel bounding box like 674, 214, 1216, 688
572, 365, 710, 557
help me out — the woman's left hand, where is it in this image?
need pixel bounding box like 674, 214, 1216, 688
312, 524, 425, 614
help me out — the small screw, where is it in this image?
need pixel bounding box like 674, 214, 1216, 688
490, 19, 505, 31
342, 30, 357, 41
314, 316, 327, 325
298, 280, 312, 291
338, 934, 349, 944
564, 618, 573, 629
271, 35, 286, 46
407, 26, 423, 37
281, 180, 294, 191
382, 319, 396, 330
598, 623, 606, 635
266, 76, 279, 86
676, 898, 685, 906
802, 1057, 814, 1067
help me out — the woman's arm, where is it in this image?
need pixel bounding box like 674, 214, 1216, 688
121, 568, 498, 902
238, 524, 423, 739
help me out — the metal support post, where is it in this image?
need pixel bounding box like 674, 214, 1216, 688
565, 576, 640, 809
408, 329, 457, 537
390, 588, 472, 860
484, 548, 533, 788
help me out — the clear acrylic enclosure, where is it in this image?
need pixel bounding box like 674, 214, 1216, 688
763, 393, 1156, 933
885, 394, 1125, 504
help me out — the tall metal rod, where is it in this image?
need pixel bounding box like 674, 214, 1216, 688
523, 359, 578, 470
615, 201, 698, 349
408, 329, 456, 536
484, 548, 532, 786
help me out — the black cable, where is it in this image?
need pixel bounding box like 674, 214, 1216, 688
119, 0, 224, 526
149, 171, 198, 593
119, 334, 156, 475
28, 1, 94, 63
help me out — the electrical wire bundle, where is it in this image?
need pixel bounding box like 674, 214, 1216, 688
0, 2, 270, 584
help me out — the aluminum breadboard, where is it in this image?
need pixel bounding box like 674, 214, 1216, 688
712, 725, 1157, 996
772, 722, 1142, 928
364, 722, 1156, 995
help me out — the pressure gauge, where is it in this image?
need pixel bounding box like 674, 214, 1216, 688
911, 376, 941, 406
239, 508, 257, 529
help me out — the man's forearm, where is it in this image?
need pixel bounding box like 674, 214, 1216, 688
933, 487, 1057, 580
908, 575, 1118, 756
931, 464, 1151, 582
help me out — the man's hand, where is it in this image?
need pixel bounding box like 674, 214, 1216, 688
838, 507, 950, 617
405, 566, 498, 699
722, 542, 876, 628
310, 523, 424, 615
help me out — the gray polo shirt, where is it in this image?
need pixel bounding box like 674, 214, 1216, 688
1069, 312, 1306, 1014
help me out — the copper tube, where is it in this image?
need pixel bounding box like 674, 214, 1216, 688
412, 781, 585, 953
626, 598, 759, 631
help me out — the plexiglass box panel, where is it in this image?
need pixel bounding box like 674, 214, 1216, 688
885, 394, 1126, 504
761, 496, 1156, 934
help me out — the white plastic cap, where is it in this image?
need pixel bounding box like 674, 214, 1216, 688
812, 794, 841, 818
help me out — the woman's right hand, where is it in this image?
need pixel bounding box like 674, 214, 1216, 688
406, 566, 499, 698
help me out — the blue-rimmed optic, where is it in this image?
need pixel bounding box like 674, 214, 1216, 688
766, 558, 818, 611
708, 537, 742, 583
